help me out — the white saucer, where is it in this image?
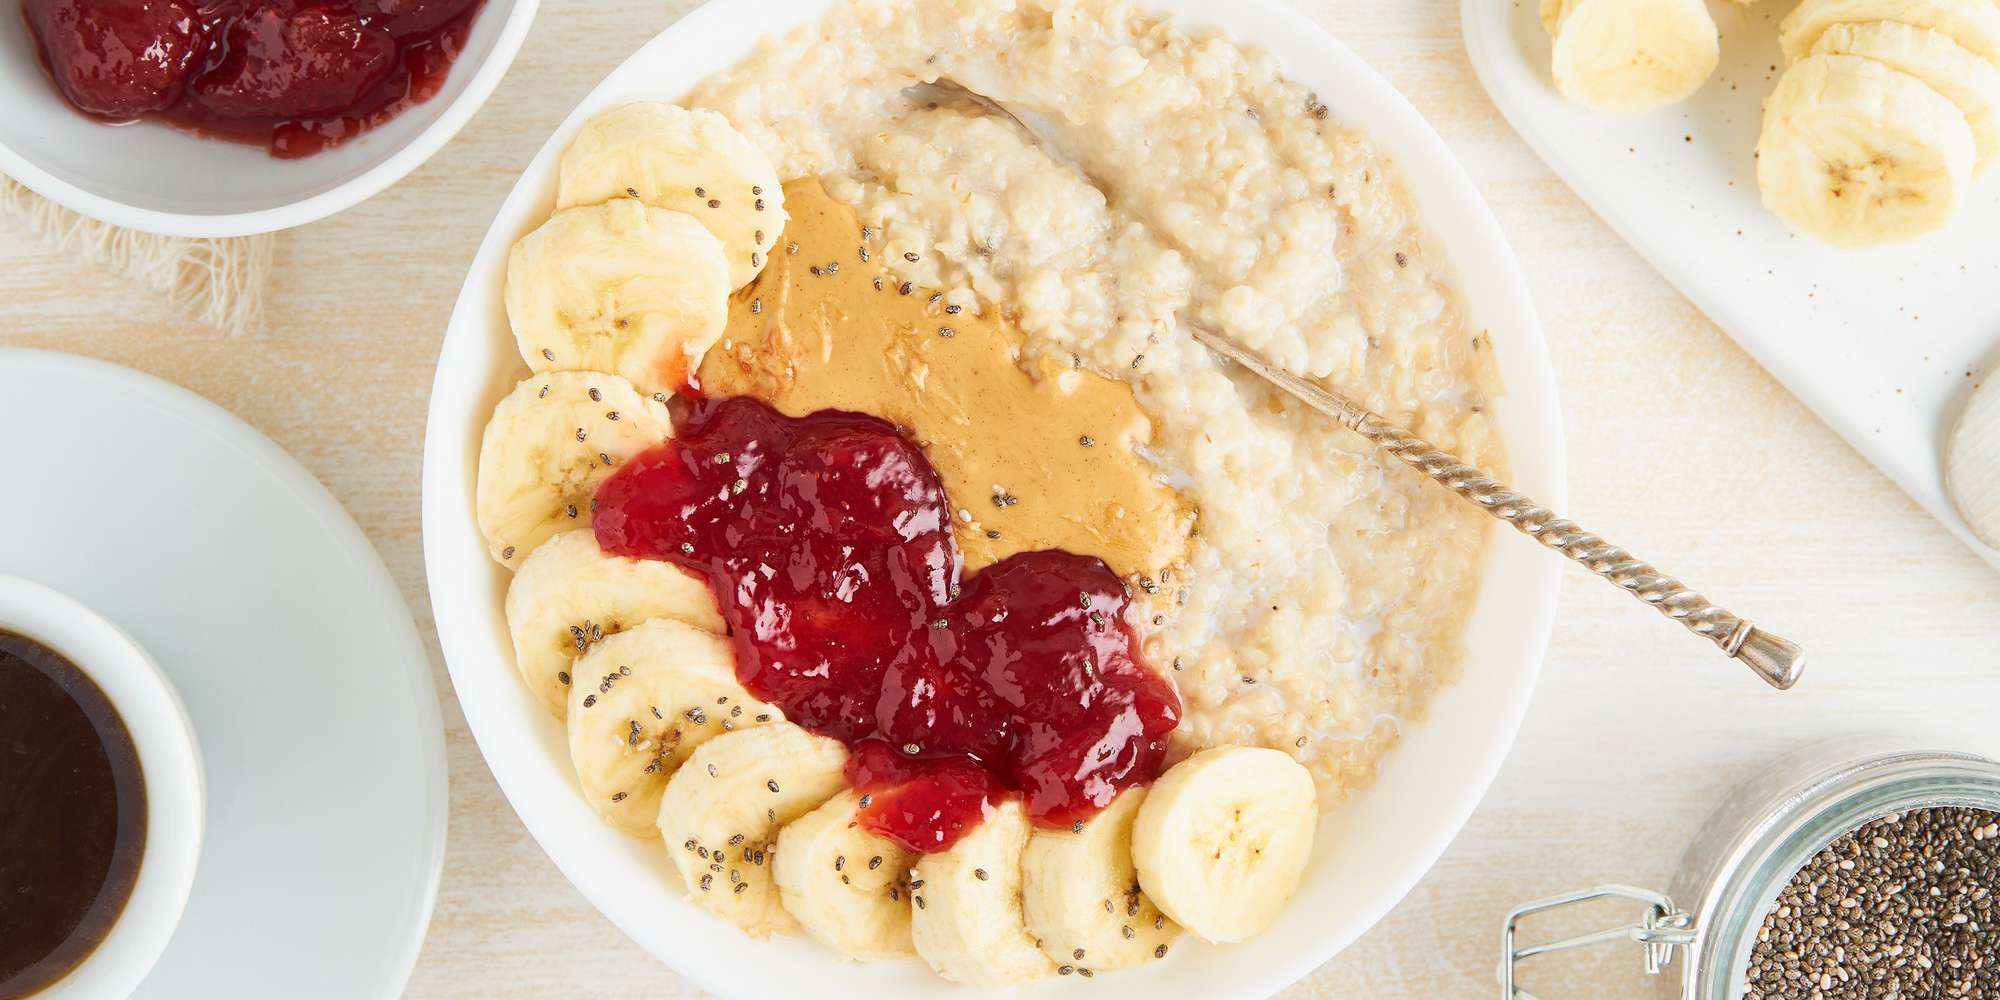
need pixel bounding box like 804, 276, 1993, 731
0, 349, 447, 998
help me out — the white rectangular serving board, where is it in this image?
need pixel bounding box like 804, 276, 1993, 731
1464, 0, 2000, 572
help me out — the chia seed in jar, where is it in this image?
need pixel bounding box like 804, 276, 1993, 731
1743, 807, 2000, 1000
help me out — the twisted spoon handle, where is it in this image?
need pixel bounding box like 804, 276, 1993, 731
1193, 329, 1805, 691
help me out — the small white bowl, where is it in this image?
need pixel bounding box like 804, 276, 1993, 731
0, 0, 541, 238
0, 575, 204, 1000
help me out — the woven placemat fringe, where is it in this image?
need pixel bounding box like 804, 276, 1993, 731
2, 175, 273, 336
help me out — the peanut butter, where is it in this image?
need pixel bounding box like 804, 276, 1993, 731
700, 180, 1191, 580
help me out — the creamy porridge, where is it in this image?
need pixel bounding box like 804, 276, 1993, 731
691, 0, 1504, 806
468, 0, 1517, 975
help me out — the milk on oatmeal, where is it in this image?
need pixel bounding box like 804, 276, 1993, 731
692, 0, 1504, 805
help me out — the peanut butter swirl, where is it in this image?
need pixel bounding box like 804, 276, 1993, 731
700, 180, 1192, 581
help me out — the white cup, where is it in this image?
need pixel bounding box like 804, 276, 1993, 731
0, 576, 204, 999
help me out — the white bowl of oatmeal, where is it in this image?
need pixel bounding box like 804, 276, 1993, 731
422, 0, 1565, 995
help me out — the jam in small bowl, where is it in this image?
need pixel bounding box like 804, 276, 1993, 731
0, 0, 540, 235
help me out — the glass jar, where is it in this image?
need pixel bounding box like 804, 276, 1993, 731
1500, 738, 2000, 999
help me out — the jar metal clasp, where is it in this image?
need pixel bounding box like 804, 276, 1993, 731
1499, 885, 1698, 999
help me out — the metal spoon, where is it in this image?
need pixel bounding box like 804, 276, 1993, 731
907, 78, 1806, 690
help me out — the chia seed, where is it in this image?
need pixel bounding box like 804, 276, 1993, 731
1744, 806, 2000, 1000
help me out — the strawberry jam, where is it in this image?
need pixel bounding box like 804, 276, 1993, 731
22, 0, 485, 158
594, 396, 1181, 853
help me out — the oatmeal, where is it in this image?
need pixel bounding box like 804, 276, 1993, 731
692, 0, 1503, 804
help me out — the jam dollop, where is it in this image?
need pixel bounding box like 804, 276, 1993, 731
595, 396, 1181, 852
22, 0, 485, 158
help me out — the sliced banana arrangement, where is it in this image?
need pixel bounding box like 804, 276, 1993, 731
476, 100, 1332, 986
1542, 0, 1720, 112
909, 801, 1059, 986
1759, 53, 1976, 248
567, 619, 778, 835
1023, 787, 1181, 971
658, 723, 850, 938
506, 199, 731, 397
506, 530, 723, 716
1762, 0, 2000, 245
1779, 0, 2000, 65
773, 790, 918, 961
558, 102, 787, 289
475, 372, 673, 569
1811, 21, 2000, 173
1131, 746, 1319, 944
1536, 0, 2000, 245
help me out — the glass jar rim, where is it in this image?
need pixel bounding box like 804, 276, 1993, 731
1500, 740, 2000, 1000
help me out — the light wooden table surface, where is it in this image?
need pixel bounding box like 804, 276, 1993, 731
5, 1, 1998, 996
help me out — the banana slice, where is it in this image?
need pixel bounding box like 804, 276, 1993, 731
657, 723, 848, 938
1544, 0, 1739, 36
1022, 787, 1181, 972
1758, 54, 1976, 247
1812, 21, 2000, 173
1130, 746, 1317, 944
506, 200, 730, 398
909, 801, 1057, 986
475, 372, 672, 569
1780, 0, 2000, 65
1549, 0, 1719, 112
557, 102, 786, 289
1538, 0, 1569, 37
506, 530, 723, 716
773, 790, 918, 961
567, 619, 779, 836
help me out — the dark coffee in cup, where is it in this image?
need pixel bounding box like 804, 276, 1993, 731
0, 630, 148, 999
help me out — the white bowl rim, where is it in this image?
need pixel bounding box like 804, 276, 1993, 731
421, 0, 1567, 995
0, 0, 543, 239
0, 574, 205, 1000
